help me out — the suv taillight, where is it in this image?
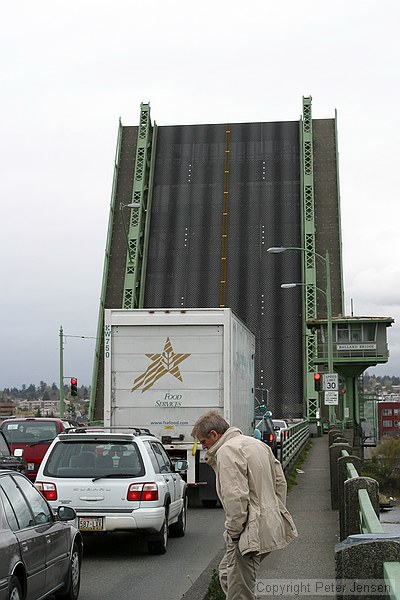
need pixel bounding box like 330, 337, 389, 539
35, 482, 58, 501
127, 482, 158, 501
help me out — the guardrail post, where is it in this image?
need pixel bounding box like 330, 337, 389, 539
330, 442, 352, 510
343, 475, 378, 541
329, 429, 343, 446
335, 436, 351, 445
335, 533, 400, 599
337, 455, 362, 540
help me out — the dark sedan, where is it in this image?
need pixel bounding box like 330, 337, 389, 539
0, 470, 83, 600
0, 431, 27, 475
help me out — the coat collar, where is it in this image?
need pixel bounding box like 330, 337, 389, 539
204, 427, 243, 468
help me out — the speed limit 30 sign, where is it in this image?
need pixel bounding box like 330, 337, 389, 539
323, 373, 338, 391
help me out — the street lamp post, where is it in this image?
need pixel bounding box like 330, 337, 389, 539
268, 246, 335, 421
59, 326, 64, 418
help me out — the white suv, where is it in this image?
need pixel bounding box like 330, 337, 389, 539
35, 427, 188, 555
272, 419, 289, 446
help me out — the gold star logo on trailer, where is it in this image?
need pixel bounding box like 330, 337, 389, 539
131, 337, 191, 393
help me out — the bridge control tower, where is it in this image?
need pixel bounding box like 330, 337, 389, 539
307, 316, 394, 436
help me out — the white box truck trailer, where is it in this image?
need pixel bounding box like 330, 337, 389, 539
103, 308, 255, 504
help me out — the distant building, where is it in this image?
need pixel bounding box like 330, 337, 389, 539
15, 399, 60, 416
378, 400, 400, 438
0, 400, 16, 418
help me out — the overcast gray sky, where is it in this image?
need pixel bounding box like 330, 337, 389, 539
1, 0, 399, 389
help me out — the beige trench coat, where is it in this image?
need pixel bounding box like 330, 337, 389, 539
204, 427, 298, 555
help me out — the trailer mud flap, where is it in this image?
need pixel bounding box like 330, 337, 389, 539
198, 461, 218, 502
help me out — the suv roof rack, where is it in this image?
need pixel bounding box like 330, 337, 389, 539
65, 426, 154, 437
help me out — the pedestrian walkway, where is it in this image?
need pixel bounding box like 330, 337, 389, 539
256, 434, 339, 599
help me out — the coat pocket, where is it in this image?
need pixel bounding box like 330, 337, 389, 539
280, 506, 298, 540
239, 517, 259, 555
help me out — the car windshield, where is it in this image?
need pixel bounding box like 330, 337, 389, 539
43, 440, 145, 479
2, 422, 58, 444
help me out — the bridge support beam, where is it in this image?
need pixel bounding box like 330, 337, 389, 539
300, 96, 319, 422
122, 103, 157, 309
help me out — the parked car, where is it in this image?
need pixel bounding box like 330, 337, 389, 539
0, 417, 82, 482
0, 430, 27, 475
272, 419, 289, 446
0, 469, 82, 600
35, 426, 189, 555
254, 414, 278, 456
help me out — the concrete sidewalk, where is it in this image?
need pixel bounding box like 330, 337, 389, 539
182, 435, 339, 599
256, 435, 339, 599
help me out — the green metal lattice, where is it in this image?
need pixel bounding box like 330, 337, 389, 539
122, 103, 156, 308
301, 96, 319, 419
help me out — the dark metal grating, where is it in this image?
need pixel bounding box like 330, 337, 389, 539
144, 121, 303, 418
313, 119, 343, 317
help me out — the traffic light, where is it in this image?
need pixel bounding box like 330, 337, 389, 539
314, 372, 322, 392
70, 377, 78, 397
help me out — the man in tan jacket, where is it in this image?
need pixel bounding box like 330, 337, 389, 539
192, 410, 298, 600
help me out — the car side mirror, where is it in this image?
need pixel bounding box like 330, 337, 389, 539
175, 460, 189, 472
273, 426, 280, 431
14, 448, 23, 457
57, 506, 77, 521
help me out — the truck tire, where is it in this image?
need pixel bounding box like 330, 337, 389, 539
148, 509, 168, 554
169, 496, 187, 537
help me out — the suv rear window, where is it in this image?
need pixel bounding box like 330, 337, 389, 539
273, 420, 287, 429
43, 440, 145, 478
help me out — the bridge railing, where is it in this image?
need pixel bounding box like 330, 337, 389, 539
280, 420, 310, 471
330, 434, 400, 599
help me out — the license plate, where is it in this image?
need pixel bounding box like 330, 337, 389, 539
27, 463, 35, 471
78, 516, 104, 531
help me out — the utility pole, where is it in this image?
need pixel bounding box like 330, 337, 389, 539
59, 326, 64, 418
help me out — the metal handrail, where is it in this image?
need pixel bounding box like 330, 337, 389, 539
383, 562, 400, 600
342, 450, 359, 479
358, 488, 384, 534
280, 420, 310, 470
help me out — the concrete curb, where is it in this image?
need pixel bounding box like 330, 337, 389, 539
181, 547, 225, 600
